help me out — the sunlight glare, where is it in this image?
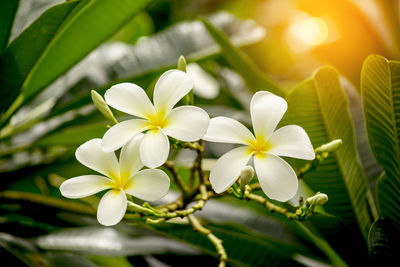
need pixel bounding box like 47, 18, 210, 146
298, 17, 329, 46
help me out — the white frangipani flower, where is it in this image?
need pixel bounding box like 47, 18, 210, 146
101, 69, 210, 168
203, 91, 315, 202
60, 135, 170, 226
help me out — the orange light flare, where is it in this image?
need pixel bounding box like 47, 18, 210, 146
285, 13, 339, 53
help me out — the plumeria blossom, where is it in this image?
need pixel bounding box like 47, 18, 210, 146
203, 91, 315, 202
101, 70, 210, 168
60, 135, 170, 226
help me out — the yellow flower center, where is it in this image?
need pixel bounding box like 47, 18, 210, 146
108, 171, 132, 191
147, 111, 168, 130
247, 137, 271, 158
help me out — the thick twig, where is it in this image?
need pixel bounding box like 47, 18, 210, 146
164, 161, 190, 195
194, 140, 206, 184
245, 193, 297, 219
127, 185, 209, 220
188, 214, 227, 267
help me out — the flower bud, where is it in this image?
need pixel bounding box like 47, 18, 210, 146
316, 139, 342, 153
91, 90, 118, 124
239, 166, 254, 186
177, 55, 187, 72
306, 192, 328, 206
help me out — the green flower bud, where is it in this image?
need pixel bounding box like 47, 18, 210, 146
177, 55, 187, 72
306, 192, 328, 206
239, 166, 254, 186
91, 90, 118, 124
316, 139, 342, 153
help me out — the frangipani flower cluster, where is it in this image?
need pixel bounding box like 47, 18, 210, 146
60, 135, 170, 226
203, 91, 315, 201
60, 67, 315, 226
102, 69, 210, 168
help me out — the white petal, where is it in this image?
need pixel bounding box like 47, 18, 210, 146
203, 117, 255, 145
76, 139, 119, 177
268, 125, 315, 160
125, 169, 170, 201
163, 106, 210, 141
119, 134, 144, 176
102, 119, 149, 152
153, 70, 193, 114
254, 154, 298, 202
140, 129, 170, 168
209, 146, 252, 193
97, 189, 127, 226
104, 83, 155, 119
251, 91, 287, 139
60, 175, 112, 199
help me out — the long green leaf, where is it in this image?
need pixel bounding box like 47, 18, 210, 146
295, 222, 348, 267
283, 66, 373, 242
0, 0, 79, 115
0, 0, 19, 51
35, 121, 107, 147
368, 218, 400, 266
360, 55, 400, 230
49, 12, 264, 116
377, 173, 400, 230
1, 0, 152, 123
152, 223, 310, 266
201, 18, 285, 97
22, 0, 152, 100
361, 55, 400, 179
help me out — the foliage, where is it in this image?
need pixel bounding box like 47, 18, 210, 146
0, 1, 399, 267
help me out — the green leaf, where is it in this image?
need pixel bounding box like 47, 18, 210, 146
283, 66, 374, 241
1, 0, 152, 122
0, 0, 19, 51
0, 0, 79, 115
360, 55, 400, 179
88, 256, 133, 267
295, 222, 348, 267
48, 12, 265, 116
152, 223, 313, 266
22, 0, 152, 100
368, 218, 400, 266
35, 122, 107, 147
360, 55, 400, 230
0, 232, 48, 266
377, 173, 400, 230
201, 17, 285, 98
36, 226, 196, 256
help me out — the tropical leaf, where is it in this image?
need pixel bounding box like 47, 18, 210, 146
0, 232, 49, 266
360, 55, 400, 230
283, 66, 374, 243
49, 12, 266, 116
152, 222, 315, 267
0, 0, 79, 115
360, 55, 400, 179
1, 0, 153, 123
35, 121, 107, 147
36, 226, 197, 256
376, 173, 400, 230
0, 0, 19, 51
368, 218, 400, 266
201, 17, 284, 97
8, 12, 265, 149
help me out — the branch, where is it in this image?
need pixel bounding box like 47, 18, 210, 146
188, 214, 227, 267
245, 193, 301, 220
126, 185, 209, 220
164, 161, 190, 195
